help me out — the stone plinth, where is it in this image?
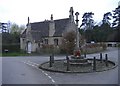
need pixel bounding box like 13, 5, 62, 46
64, 55, 92, 66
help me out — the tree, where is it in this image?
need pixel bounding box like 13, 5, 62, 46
112, 5, 120, 42
61, 31, 76, 54
0, 22, 9, 33
10, 23, 25, 43
84, 29, 93, 42
80, 12, 94, 30
10, 23, 25, 34
92, 25, 101, 42
112, 6, 120, 27
82, 23, 114, 42
2, 23, 26, 53
2, 32, 20, 53
102, 12, 112, 25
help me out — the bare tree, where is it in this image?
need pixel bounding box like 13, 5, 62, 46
61, 31, 76, 54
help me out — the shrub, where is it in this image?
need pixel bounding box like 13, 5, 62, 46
61, 31, 76, 54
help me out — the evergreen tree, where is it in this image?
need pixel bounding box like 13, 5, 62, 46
112, 6, 120, 27
80, 12, 94, 30
102, 12, 112, 26
112, 5, 120, 42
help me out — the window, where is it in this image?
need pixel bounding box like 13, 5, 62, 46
22, 39, 25, 42
54, 39, 58, 46
44, 39, 48, 44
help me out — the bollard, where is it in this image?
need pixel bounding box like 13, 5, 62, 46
100, 53, 102, 63
66, 55, 70, 71
66, 54, 69, 61
52, 53, 54, 63
49, 55, 52, 67
105, 54, 108, 67
93, 57, 96, 71
84, 53, 86, 58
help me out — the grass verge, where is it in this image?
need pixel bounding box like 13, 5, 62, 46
1, 52, 29, 57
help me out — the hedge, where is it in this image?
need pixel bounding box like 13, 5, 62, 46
2, 44, 20, 53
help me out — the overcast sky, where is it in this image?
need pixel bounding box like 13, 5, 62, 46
0, 0, 119, 26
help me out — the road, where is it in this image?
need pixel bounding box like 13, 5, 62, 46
2, 47, 119, 85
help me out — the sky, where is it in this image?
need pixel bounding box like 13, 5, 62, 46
0, 0, 119, 26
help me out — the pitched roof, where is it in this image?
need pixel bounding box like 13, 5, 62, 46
54, 18, 69, 36
31, 21, 49, 37
21, 18, 70, 41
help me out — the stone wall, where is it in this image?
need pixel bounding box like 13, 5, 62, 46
82, 43, 106, 54
20, 38, 26, 51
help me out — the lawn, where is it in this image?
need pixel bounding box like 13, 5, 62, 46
1, 52, 29, 57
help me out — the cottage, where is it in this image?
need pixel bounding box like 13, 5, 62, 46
20, 7, 77, 53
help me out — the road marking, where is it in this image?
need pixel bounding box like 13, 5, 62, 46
41, 70, 45, 73
22, 60, 56, 84
48, 76, 52, 79
44, 73, 48, 76
22, 61, 38, 68
51, 79, 55, 83
27, 60, 39, 66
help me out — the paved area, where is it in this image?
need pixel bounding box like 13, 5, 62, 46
2, 47, 119, 84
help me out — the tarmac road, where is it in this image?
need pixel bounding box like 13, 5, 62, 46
2, 47, 119, 85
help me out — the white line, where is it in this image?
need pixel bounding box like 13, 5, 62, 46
26, 63, 34, 66
27, 60, 39, 66
44, 73, 48, 76
23, 61, 38, 68
48, 76, 52, 79
41, 70, 45, 73
37, 67, 56, 83
51, 79, 55, 83
22, 60, 56, 84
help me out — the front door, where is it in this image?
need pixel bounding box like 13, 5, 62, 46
27, 42, 32, 53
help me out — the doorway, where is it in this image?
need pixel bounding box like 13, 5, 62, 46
27, 41, 32, 53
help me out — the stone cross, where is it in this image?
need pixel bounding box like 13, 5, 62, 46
75, 12, 80, 50
28, 17, 30, 24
